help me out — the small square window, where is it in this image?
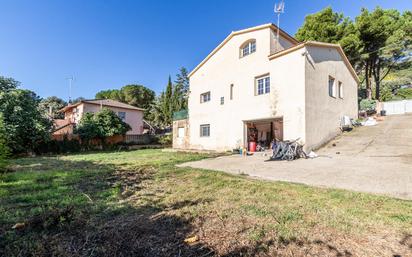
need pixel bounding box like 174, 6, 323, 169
220, 96, 224, 105
200, 124, 210, 137
118, 112, 126, 121
200, 92, 211, 103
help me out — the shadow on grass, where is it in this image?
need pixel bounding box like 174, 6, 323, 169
0, 157, 215, 257
0, 155, 376, 257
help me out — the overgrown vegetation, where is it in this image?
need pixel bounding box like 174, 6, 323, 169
75, 108, 131, 145
39, 96, 67, 119
0, 76, 52, 154
0, 114, 9, 172
1, 150, 411, 256
359, 99, 377, 111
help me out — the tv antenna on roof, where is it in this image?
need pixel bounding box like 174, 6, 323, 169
274, 0, 285, 51
66, 76, 75, 104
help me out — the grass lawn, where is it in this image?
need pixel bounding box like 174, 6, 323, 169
1, 149, 411, 256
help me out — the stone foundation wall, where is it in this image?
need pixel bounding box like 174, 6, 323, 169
172, 119, 190, 149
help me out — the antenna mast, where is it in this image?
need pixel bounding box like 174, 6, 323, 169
274, 0, 285, 52
66, 76, 74, 103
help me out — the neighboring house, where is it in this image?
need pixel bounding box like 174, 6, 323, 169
53, 99, 145, 136
173, 23, 359, 152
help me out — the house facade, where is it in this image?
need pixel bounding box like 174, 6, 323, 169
173, 23, 359, 152
53, 99, 145, 136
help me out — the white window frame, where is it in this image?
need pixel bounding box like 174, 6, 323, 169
200, 124, 210, 137
338, 81, 343, 99
240, 40, 256, 58
255, 75, 270, 95
329, 76, 336, 98
200, 91, 211, 103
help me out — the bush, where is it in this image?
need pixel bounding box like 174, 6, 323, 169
360, 99, 377, 111
0, 88, 52, 154
75, 108, 131, 145
0, 115, 9, 172
0, 139, 9, 172
156, 134, 172, 146
35, 137, 82, 155
396, 88, 412, 99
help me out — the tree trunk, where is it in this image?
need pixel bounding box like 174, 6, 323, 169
372, 59, 381, 101
365, 60, 373, 100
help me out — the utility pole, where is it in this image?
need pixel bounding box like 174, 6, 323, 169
274, 1, 285, 52
66, 76, 74, 104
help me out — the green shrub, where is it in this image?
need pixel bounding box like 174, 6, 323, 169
0, 143, 9, 171
0, 115, 9, 172
34, 137, 82, 155
360, 99, 377, 111
75, 108, 131, 145
396, 88, 412, 99
157, 134, 172, 146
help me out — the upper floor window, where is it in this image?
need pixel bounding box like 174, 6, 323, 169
200, 91, 211, 103
338, 81, 343, 99
230, 84, 234, 100
220, 96, 224, 105
328, 76, 336, 98
240, 40, 256, 58
256, 75, 270, 95
118, 111, 126, 121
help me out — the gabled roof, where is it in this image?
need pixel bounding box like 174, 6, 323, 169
59, 99, 145, 113
188, 23, 300, 78
268, 41, 359, 83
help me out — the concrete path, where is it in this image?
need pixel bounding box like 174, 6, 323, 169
179, 115, 412, 200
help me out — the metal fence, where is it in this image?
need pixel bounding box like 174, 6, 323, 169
125, 134, 154, 144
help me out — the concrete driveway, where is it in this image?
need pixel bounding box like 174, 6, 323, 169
179, 114, 412, 200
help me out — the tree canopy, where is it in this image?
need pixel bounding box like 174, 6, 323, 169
95, 84, 155, 110
295, 7, 412, 101
40, 96, 67, 119
0, 76, 19, 92
0, 86, 52, 154
147, 67, 189, 128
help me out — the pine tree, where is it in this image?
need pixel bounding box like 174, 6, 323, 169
175, 67, 190, 109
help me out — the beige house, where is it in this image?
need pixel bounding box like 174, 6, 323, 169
53, 99, 144, 136
173, 23, 359, 152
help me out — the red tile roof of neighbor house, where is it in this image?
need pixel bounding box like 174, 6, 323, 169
59, 99, 145, 113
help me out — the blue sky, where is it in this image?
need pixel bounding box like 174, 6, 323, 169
0, 0, 410, 101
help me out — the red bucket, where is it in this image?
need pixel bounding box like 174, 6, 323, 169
249, 141, 256, 152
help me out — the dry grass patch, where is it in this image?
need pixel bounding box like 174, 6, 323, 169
1, 149, 411, 256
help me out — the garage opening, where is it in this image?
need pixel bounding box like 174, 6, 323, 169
244, 118, 283, 151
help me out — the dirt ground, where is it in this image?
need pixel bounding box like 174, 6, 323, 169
179, 114, 412, 200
